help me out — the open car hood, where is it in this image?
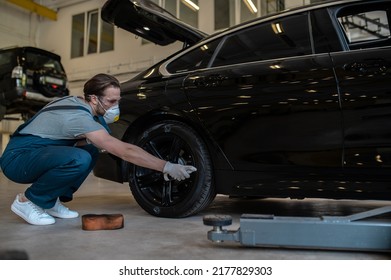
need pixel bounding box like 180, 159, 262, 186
101, 0, 208, 46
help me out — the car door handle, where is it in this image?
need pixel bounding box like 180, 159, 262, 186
192, 75, 226, 87
343, 60, 390, 74
192, 77, 207, 87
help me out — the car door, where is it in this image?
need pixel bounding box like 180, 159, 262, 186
330, 2, 391, 181
182, 12, 343, 180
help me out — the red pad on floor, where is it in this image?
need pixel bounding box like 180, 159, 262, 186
82, 214, 124, 230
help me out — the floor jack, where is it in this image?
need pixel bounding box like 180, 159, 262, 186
203, 206, 391, 252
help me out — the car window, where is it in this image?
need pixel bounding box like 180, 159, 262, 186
310, 9, 343, 53
166, 39, 221, 74
25, 52, 64, 73
211, 13, 312, 67
0, 51, 14, 69
337, 3, 391, 49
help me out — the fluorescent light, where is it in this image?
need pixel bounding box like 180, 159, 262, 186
272, 22, 284, 34
143, 68, 155, 78
243, 0, 258, 14
270, 64, 281, 69
181, 0, 199, 11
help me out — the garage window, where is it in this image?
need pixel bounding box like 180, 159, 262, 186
150, 0, 199, 28
71, 9, 114, 58
214, 0, 235, 30
265, 0, 285, 15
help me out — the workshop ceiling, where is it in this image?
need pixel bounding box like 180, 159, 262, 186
37, 0, 90, 9
6, 0, 90, 21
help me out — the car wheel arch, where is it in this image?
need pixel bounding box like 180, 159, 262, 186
119, 110, 217, 181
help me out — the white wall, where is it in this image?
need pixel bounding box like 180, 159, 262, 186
0, 0, 193, 95
1, 0, 314, 95
0, 0, 40, 48
38, 0, 184, 95
286, 0, 312, 9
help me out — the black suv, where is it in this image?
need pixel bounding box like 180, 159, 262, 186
96, 0, 391, 218
0, 46, 69, 120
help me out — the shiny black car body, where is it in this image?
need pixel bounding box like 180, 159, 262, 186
95, 0, 391, 217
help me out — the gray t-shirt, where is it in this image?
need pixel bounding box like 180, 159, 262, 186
20, 96, 104, 140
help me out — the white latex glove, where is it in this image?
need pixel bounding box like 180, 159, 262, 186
163, 162, 197, 181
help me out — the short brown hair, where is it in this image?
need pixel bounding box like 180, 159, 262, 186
83, 73, 120, 101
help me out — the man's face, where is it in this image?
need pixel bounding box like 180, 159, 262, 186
96, 86, 121, 115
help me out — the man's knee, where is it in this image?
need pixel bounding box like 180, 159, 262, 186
70, 149, 95, 171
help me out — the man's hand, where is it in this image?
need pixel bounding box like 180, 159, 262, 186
163, 162, 197, 181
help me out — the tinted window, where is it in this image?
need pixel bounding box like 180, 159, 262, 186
339, 10, 389, 43
336, 3, 391, 49
311, 9, 343, 53
0, 51, 14, 80
166, 39, 221, 73
212, 13, 312, 67
0, 51, 14, 69
26, 52, 64, 73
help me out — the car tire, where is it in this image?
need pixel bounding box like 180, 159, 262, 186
128, 120, 215, 218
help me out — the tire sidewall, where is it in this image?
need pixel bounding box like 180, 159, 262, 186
129, 120, 213, 217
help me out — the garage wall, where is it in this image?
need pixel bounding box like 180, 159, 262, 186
38, 0, 183, 95
0, 1, 40, 48
1, 0, 313, 95
0, 0, 183, 95
287, 0, 312, 9
37, 0, 310, 94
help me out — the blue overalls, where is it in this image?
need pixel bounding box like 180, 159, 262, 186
0, 102, 104, 209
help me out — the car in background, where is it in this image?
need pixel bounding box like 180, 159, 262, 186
0, 46, 69, 120
95, 0, 391, 218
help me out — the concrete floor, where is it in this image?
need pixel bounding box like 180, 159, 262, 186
1, 171, 391, 260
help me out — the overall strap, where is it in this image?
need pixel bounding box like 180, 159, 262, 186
12, 105, 91, 137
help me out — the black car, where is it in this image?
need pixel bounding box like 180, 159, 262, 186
95, 0, 391, 218
0, 46, 69, 120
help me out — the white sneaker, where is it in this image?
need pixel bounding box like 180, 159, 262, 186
11, 194, 55, 226
46, 199, 79, 219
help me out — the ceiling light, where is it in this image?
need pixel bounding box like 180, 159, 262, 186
243, 0, 258, 14
143, 68, 155, 78
181, 0, 199, 11
271, 22, 284, 34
